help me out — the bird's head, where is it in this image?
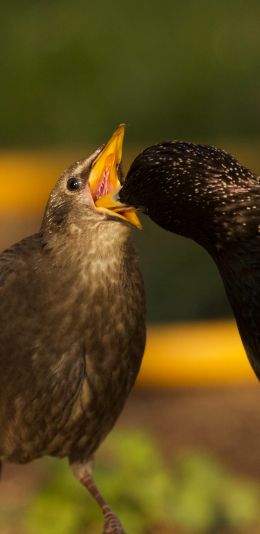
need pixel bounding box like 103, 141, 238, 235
42, 125, 141, 241
119, 141, 258, 251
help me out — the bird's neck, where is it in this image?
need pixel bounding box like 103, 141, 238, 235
214, 239, 260, 379
188, 185, 260, 255
43, 220, 131, 264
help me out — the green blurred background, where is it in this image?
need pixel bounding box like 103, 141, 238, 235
2, 0, 260, 146
1, 2, 260, 533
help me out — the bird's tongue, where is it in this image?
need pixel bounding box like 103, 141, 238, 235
88, 125, 141, 229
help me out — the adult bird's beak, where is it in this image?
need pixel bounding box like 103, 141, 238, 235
88, 125, 142, 229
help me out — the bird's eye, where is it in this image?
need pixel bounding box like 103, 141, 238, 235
67, 177, 83, 192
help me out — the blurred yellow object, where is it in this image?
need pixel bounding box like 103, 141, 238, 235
138, 320, 256, 387
0, 150, 82, 213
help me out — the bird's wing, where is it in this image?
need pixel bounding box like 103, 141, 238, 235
0, 233, 44, 371
0, 233, 42, 285
0, 234, 91, 459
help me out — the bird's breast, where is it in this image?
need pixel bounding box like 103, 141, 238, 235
64, 258, 146, 462
0, 238, 145, 464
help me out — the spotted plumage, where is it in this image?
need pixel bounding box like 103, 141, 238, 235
120, 141, 260, 379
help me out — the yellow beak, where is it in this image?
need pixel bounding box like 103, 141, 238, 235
88, 124, 141, 229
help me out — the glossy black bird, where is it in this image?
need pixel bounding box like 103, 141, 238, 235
0, 126, 145, 534
116, 141, 260, 379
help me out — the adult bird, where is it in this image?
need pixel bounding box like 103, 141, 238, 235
112, 141, 260, 379
0, 126, 146, 534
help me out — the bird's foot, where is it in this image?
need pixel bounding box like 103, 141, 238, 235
103, 508, 126, 534
71, 461, 126, 534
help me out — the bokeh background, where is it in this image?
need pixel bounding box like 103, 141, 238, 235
1, 2, 260, 533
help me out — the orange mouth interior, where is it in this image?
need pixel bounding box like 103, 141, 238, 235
88, 125, 141, 229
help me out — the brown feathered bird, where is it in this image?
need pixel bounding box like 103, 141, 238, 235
0, 126, 146, 534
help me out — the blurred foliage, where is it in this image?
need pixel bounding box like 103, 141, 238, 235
1, 0, 260, 147
10, 430, 258, 534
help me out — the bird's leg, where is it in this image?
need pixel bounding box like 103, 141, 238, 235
70, 460, 126, 534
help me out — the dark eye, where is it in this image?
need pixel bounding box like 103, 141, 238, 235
67, 177, 83, 192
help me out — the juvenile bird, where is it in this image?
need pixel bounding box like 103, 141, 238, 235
0, 126, 146, 534
117, 141, 260, 379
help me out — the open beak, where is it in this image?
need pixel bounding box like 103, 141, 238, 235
88, 124, 141, 229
